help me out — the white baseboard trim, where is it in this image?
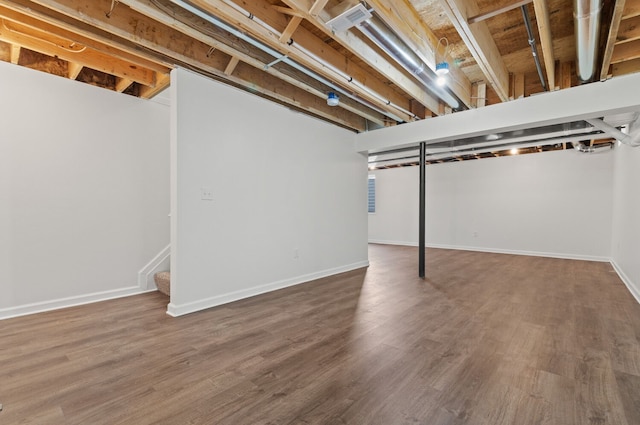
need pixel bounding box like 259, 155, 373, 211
0, 286, 153, 321
368, 239, 418, 247
426, 243, 611, 262
138, 244, 171, 290
368, 240, 610, 262
611, 260, 640, 305
166, 260, 370, 317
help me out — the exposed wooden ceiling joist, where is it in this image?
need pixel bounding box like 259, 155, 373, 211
67, 61, 82, 79
0, 17, 158, 86
533, 0, 555, 90
611, 39, 640, 62
183, 0, 415, 121
467, 0, 533, 24
275, 0, 443, 114
617, 14, 640, 42
601, 0, 627, 79
18, 0, 377, 130
0, 1, 171, 73
9, 42, 19, 63
121, 0, 387, 126
0, 0, 637, 133
623, 0, 640, 17
115, 77, 133, 92
612, 56, 640, 74
364, 0, 472, 107
438, 0, 511, 101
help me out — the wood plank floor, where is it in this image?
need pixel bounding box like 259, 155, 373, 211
2, 245, 640, 424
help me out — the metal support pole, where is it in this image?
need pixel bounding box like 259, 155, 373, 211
419, 142, 426, 278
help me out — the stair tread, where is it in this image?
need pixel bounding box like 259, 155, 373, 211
154, 271, 170, 297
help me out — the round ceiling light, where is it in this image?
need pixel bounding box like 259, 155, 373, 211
327, 92, 339, 106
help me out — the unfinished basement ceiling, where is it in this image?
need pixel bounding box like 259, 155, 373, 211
1, 0, 639, 135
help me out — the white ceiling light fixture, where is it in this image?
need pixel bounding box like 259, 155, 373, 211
435, 38, 450, 87
435, 61, 449, 76
327, 92, 340, 106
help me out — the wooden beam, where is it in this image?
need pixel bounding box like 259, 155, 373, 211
600, 0, 627, 79
533, 0, 555, 89
365, 0, 472, 108
68, 61, 82, 79
115, 76, 132, 92
224, 56, 239, 76
616, 14, 640, 42
611, 56, 640, 74
118, 0, 387, 125
24, 0, 373, 130
468, 0, 532, 24
514, 73, 525, 99
439, 0, 510, 101
560, 61, 572, 89
272, 6, 304, 18
409, 99, 427, 119
0, 2, 170, 74
277, 0, 441, 114
0, 16, 157, 86
622, 0, 640, 18
474, 82, 487, 107
610, 38, 640, 62
278, 15, 302, 43
189, 0, 417, 120
139, 73, 169, 99
308, 0, 330, 17
9, 42, 19, 63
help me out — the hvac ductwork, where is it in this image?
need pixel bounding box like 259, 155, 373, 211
574, 0, 602, 82
572, 141, 613, 153
358, 14, 465, 110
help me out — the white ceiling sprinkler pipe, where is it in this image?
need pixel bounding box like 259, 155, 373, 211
586, 118, 640, 147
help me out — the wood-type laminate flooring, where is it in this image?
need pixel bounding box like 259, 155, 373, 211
1, 245, 640, 424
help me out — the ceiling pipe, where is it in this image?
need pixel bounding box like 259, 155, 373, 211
358, 14, 466, 111
586, 118, 640, 146
368, 131, 608, 163
521, 5, 548, 91
571, 141, 614, 153
574, 0, 602, 82
170, 0, 407, 123
367, 134, 615, 168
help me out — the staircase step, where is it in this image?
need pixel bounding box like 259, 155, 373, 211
154, 271, 170, 296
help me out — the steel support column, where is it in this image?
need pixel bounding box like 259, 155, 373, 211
419, 142, 426, 278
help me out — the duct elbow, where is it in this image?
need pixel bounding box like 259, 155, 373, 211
571, 141, 614, 153
572, 141, 593, 152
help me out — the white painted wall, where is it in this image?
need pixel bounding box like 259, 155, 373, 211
611, 141, 640, 302
0, 62, 170, 319
369, 149, 614, 261
168, 68, 368, 316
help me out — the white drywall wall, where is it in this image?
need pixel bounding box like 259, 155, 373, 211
0, 62, 170, 319
168, 68, 368, 316
611, 141, 640, 302
369, 149, 614, 261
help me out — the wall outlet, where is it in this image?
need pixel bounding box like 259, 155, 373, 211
473, 231, 478, 238
200, 187, 214, 201
293, 248, 299, 259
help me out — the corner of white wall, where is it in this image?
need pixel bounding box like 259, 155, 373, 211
167, 68, 368, 317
